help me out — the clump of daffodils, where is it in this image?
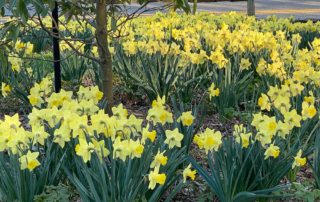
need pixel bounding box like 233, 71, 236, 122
0, 78, 199, 190
194, 77, 317, 171
252, 79, 317, 168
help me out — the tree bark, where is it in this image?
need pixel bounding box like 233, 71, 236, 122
96, 0, 114, 113
247, 0, 255, 16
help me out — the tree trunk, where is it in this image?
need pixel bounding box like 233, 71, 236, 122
247, 0, 255, 16
96, 0, 114, 113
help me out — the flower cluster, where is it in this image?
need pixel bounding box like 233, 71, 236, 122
0, 78, 198, 191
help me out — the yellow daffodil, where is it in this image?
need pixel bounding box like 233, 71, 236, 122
8, 56, 22, 72
208, 83, 220, 100
194, 128, 222, 154
282, 109, 302, 129
75, 138, 95, 163
301, 101, 317, 120
292, 149, 306, 169
164, 128, 184, 149
264, 144, 280, 159
53, 126, 71, 148
276, 121, 291, 139
31, 126, 49, 146
147, 99, 173, 125
148, 166, 166, 190
113, 137, 131, 161
1, 83, 11, 97
142, 128, 157, 143
112, 104, 128, 120
150, 150, 168, 168
19, 151, 40, 171
92, 139, 110, 160
258, 93, 271, 111
183, 164, 196, 183
178, 111, 195, 126
239, 58, 251, 71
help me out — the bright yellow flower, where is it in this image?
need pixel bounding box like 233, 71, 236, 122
69, 115, 88, 138
304, 93, 315, 105
19, 151, 40, 171
3, 114, 21, 131
283, 109, 302, 129
256, 58, 268, 76
150, 150, 168, 168
6, 127, 29, 155
1, 83, 11, 97
194, 128, 222, 154
77, 86, 103, 104
233, 124, 252, 148
267, 86, 281, 101
151, 96, 166, 108
276, 121, 291, 139
91, 110, 110, 135
142, 128, 157, 143
46, 89, 73, 108
258, 93, 271, 111
127, 114, 143, 132
77, 99, 99, 116
113, 137, 131, 161
164, 128, 184, 149
292, 149, 306, 169
31, 125, 49, 146
75, 138, 95, 163
209, 47, 228, 69
292, 34, 302, 44
255, 115, 277, 140
92, 139, 110, 160
25, 42, 34, 55
264, 144, 280, 159
302, 101, 317, 120
148, 166, 166, 190
129, 139, 144, 158
43, 107, 62, 128
286, 80, 304, 96
273, 96, 291, 113
15, 40, 26, 50
53, 126, 71, 148
251, 112, 264, 129
8, 56, 22, 72
239, 58, 251, 71
28, 94, 44, 107
147, 102, 173, 125
178, 111, 194, 126
208, 82, 220, 100
90, 86, 104, 102
183, 164, 196, 183
112, 104, 128, 120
